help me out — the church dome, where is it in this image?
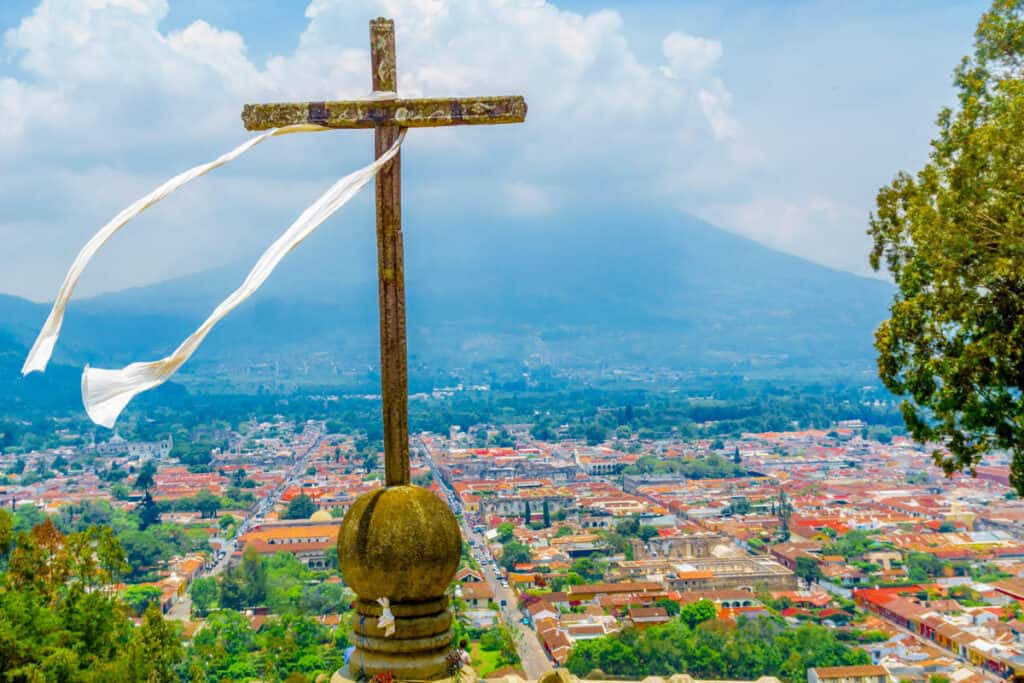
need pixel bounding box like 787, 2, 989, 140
310, 509, 332, 522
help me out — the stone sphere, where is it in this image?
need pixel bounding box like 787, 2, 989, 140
337, 484, 461, 603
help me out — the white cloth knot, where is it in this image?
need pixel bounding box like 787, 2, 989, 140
376, 596, 396, 637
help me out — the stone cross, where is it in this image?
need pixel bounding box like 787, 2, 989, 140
243, 18, 526, 488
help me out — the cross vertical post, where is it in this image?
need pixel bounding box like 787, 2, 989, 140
242, 19, 526, 678
370, 18, 409, 488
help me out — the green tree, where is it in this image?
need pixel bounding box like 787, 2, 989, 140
0, 509, 11, 558
869, 0, 1024, 494
795, 556, 823, 585
194, 489, 220, 519
190, 576, 219, 616
479, 624, 521, 666
907, 552, 944, 581
570, 557, 606, 582
299, 582, 349, 616
679, 599, 717, 628
111, 482, 131, 500
543, 499, 551, 528
283, 494, 318, 520
497, 522, 515, 543
500, 540, 531, 571
121, 584, 163, 616
134, 459, 157, 491
219, 570, 246, 610
125, 603, 184, 682
566, 617, 867, 681
654, 597, 681, 617
0, 519, 183, 679
12, 505, 46, 534
241, 546, 268, 607
120, 529, 166, 576
585, 422, 608, 446
137, 489, 162, 530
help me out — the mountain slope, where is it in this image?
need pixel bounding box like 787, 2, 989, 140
0, 204, 893, 384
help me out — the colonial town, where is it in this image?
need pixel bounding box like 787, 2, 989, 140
3, 417, 1023, 682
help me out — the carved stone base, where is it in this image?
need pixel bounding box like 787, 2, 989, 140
331, 665, 478, 683
346, 597, 455, 680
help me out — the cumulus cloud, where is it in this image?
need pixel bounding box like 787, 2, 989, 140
0, 0, 744, 299
661, 31, 722, 78
698, 196, 876, 276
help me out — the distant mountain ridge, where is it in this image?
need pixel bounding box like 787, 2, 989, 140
0, 203, 893, 389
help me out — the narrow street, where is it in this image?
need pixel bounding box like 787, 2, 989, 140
465, 524, 552, 679
167, 425, 325, 622
420, 439, 553, 678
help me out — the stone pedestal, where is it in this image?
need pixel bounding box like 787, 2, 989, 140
347, 597, 454, 679
337, 485, 462, 680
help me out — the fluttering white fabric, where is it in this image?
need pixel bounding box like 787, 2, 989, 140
376, 597, 396, 637
21, 123, 327, 376
80, 130, 407, 428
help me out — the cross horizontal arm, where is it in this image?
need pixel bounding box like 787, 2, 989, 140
242, 95, 526, 131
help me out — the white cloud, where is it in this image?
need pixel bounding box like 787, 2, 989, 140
698, 195, 877, 276
661, 31, 722, 78
699, 82, 739, 141
0, 0, 744, 299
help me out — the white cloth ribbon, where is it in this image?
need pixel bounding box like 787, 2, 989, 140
21, 123, 326, 376
376, 596, 396, 637
80, 130, 406, 428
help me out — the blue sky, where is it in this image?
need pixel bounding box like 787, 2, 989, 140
0, 0, 989, 301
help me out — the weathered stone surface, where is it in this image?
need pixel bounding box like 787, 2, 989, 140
352, 628, 454, 655
538, 671, 572, 683
242, 96, 527, 130
331, 670, 784, 683
354, 596, 449, 618
352, 606, 451, 639
337, 485, 461, 602
339, 648, 454, 681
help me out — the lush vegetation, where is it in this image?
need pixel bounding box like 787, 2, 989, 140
282, 495, 318, 521
0, 506, 353, 682
870, 0, 1024, 494
567, 615, 869, 682
0, 510, 183, 681
215, 548, 347, 617
622, 453, 747, 479
2, 374, 903, 461
188, 610, 346, 682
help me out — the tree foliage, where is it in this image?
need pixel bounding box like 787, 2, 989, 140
566, 617, 868, 682
283, 494, 317, 521
190, 576, 219, 617
679, 599, 717, 629
499, 541, 531, 571
0, 516, 185, 681
870, 0, 1024, 493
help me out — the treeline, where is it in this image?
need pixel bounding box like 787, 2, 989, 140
193, 548, 347, 617
622, 453, 746, 479
0, 511, 183, 681
1, 375, 904, 455
13, 500, 206, 581
567, 615, 869, 682
0, 507, 348, 682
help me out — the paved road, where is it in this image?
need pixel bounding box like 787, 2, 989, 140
420, 439, 552, 678
462, 524, 552, 679
167, 427, 325, 622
